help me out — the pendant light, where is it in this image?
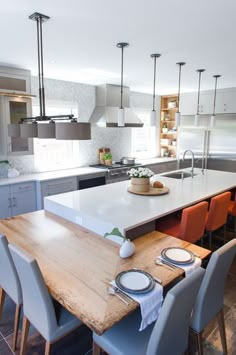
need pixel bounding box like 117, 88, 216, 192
210, 75, 221, 128
175, 62, 186, 127
194, 69, 205, 126
8, 12, 91, 140
150, 54, 161, 126
116, 42, 129, 127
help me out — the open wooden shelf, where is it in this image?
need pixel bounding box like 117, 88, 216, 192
160, 94, 178, 158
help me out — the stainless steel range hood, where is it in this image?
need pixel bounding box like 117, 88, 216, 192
89, 84, 144, 127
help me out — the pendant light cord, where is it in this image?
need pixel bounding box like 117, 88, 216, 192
196, 69, 205, 115
197, 71, 202, 115
213, 75, 221, 115
177, 65, 182, 112
120, 45, 124, 109
152, 56, 156, 111
176, 62, 186, 113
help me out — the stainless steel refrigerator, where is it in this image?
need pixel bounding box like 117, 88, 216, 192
177, 114, 236, 171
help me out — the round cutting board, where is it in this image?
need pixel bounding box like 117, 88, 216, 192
127, 186, 169, 196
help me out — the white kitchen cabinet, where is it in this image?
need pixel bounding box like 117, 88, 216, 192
180, 93, 197, 115
198, 92, 214, 114
215, 91, 236, 114
36, 176, 78, 209
0, 182, 36, 219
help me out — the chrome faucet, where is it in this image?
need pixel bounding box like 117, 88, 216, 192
183, 150, 195, 177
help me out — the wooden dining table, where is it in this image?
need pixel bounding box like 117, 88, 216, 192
0, 210, 211, 335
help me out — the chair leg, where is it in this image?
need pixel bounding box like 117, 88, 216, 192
0, 288, 6, 319
217, 309, 227, 354
20, 316, 30, 355
223, 224, 226, 244
93, 341, 101, 355
45, 341, 51, 355
209, 231, 212, 250
234, 216, 236, 237
196, 331, 203, 355
12, 304, 22, 351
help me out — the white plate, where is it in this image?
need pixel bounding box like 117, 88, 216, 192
115, 269, 154, 293
161, 247, 194, 264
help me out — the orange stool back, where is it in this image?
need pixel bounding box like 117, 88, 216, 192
156, 201, 208, 243
205, 191, 231, 248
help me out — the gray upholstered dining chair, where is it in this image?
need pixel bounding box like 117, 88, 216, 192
0, 234, 22, 351
93, 267, 205, 355
9, 243, 82, 355
190, 238, 236, 355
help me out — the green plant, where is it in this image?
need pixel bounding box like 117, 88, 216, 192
104, 227, 126, 241
103, 152, 112, 160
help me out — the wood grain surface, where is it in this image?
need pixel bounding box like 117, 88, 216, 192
0, 210, 211, 335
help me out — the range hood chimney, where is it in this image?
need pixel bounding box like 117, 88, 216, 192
89, 84, 144, 127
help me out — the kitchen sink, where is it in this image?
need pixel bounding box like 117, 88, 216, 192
162, 171, 196, 179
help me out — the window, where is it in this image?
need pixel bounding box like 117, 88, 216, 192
131, 109, 158, 159
32, 101, 80, 172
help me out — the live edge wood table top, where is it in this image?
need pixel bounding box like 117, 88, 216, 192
0, 210, 211, 335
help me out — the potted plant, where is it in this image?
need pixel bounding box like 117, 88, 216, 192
104, 227, 135, 258
127, 167, 154, 192
103, 152, 112, 166
162, 122, 168, 133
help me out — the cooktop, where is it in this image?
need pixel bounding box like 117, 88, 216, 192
90, 163, 141, 170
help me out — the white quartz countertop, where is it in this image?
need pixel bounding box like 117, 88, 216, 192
0, 157, 177, 186
44, 168, 236, 238
0, 167, 106, 186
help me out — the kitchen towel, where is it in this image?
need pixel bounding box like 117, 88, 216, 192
158, 256, 202, 277
112, 280, 163, 331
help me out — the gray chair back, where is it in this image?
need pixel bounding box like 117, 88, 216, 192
147, 267, 205, 355
9, 243, 58, 340
0, 234, 22, 305
190, 238, 236, 332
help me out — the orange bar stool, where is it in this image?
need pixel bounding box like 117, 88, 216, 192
156, 201, 209, 243
228, 193, 236, 237
205, 191, 231, 249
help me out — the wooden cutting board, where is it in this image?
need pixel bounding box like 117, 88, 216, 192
127, 186, 169, 196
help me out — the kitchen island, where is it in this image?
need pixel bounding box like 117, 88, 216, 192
44, 169, 236, 240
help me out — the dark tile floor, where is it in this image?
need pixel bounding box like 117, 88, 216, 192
0, 230, 235, 354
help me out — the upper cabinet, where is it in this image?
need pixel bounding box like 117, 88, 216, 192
180, 92, 197, 115
215, 90, 236, 114
0, 66, 33, 156
181, 89, 236, 116
0, 66, 31, 94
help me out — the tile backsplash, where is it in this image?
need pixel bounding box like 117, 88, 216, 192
5, 76, 154, 174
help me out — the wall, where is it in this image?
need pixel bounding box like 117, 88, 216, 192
7, 77, 155, 174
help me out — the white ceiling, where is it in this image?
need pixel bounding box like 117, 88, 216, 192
1, 0, 235, 95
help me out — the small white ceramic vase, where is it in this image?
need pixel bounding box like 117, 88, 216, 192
119, 239, 136, 258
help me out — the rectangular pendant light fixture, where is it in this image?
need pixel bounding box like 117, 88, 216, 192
7, 12, 91, 141
20, 122, 38, 137
55, 122, 91, 140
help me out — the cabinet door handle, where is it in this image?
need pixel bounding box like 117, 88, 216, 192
12, 197, 17, 207
8, 198, 12, 208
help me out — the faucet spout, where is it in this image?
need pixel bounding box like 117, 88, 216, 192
183, 149, 195, 177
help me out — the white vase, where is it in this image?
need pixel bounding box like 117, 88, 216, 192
119, 239, 136, 258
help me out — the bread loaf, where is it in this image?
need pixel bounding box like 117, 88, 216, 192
153, 181, 164, 188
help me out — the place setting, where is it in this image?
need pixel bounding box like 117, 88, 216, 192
109, 268, 164, 331
155, 247, 202, 276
